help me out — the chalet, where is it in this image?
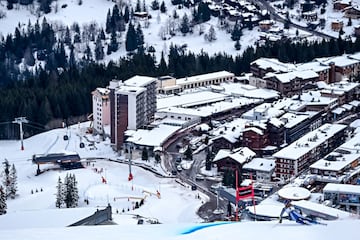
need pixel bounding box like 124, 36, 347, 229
302, 11, 317, 21
250, 58, 295, 78
213, 147, 256, 172
258, 20, 274, 31
300, 0, 315, 12
263, 70, 319, 97
242, 125, 269, 153
315, 55, 360, 82
354, 25, 360, 37
343, 5, 360, 19
333, 0, 352, 11
211, 134, 241, 154
242, 158, 276, 183
296, 61, 330, 83
331, 20, 344, 31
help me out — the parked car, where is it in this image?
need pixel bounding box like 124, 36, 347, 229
176, 165, 182, 172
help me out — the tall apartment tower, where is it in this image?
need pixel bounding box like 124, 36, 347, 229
91, 88, 110, 134
108, 76, 157, 151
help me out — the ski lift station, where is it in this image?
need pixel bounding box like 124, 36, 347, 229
32, 152, 82, 175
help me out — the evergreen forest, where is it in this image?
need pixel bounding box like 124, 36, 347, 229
1, 1, 360, 139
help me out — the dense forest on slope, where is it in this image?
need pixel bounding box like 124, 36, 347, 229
1, 1, 360, 139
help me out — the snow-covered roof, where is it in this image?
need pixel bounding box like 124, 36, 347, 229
279, 112, 310, 129
300, 90, 338, 106
176, 71, 234, 85
331, 107, 346, 115
220, 82, 279, 100
157, 106, 209, 117
116, 85, 146, 95
277, 186, 311, 200
349, 100, 360, 107
243, 158, 275, 172
296, 61, 330, 72
323, 183, 360, 194
124, 75, 156, 87
316, 55, 359, 68
273, 123, 347, 160
157, 91, 227, 110
213, 147, 255, 165
310, 153, 360, 171
338, 132, 360, 152
321, 81, 359, 93
292, 200, 349, 220
269, 117, 284, 128
265, 70, 318, 83
251, 58, 296, 72
95, 87, 110, 95
125, 124, 181, 147
243, 127, 264, 135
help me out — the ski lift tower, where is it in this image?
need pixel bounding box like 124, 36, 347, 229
13, 117, 28, 151
127, 143, 133, 181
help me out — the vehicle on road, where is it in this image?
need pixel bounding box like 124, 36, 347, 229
177, 165, 182, 172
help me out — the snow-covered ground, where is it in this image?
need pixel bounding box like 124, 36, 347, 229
0, 122, 359, 240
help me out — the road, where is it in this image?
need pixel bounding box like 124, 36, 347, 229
251, 0, 335, 39
164, 130, 229, 221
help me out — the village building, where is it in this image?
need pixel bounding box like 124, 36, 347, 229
273, 123, 347, 180
333, 0, 352, 11
242, 157, 276, 183
91, 87, 110, 134
343, 5, 360, 18
212, 147, 256, 172
323, 183, 360, 214
108, 76, 157, 150
331, 19, 344, 31
157, 71, 235, 95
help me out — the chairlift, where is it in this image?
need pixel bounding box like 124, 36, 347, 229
79, 142, 85, 148
63, 135, 69, 141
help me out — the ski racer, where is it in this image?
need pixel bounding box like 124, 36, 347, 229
279, 200, 317, 225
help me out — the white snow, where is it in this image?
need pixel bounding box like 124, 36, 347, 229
0, 122, 358, 240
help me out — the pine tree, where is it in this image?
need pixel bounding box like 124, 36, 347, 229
2, 159, 11, 197
142, 147, 148, 161
184, 145, 193, 160
55, 176, 63, 208
105, 9, 112, 34
95, 36, 104, 61
136, 23, 144, 48
84, 44, 93, 61
151, 0, 159, 10
69, 174, 79, 208
8, 164, 17, 199
180, 13, 190, 35
7, 0, 13, 10
231, 22, 242, 41
206, 26, 216, 42
110, 29, 118, 52
160, 1, 166, 13
197, 2, 211, 23
0, 186, 6, 215
135, 0, 141, 12
124, 6, 130, 23
64, 27, 71, 46
125, 22, 137, 52
234, 40, 241, 50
